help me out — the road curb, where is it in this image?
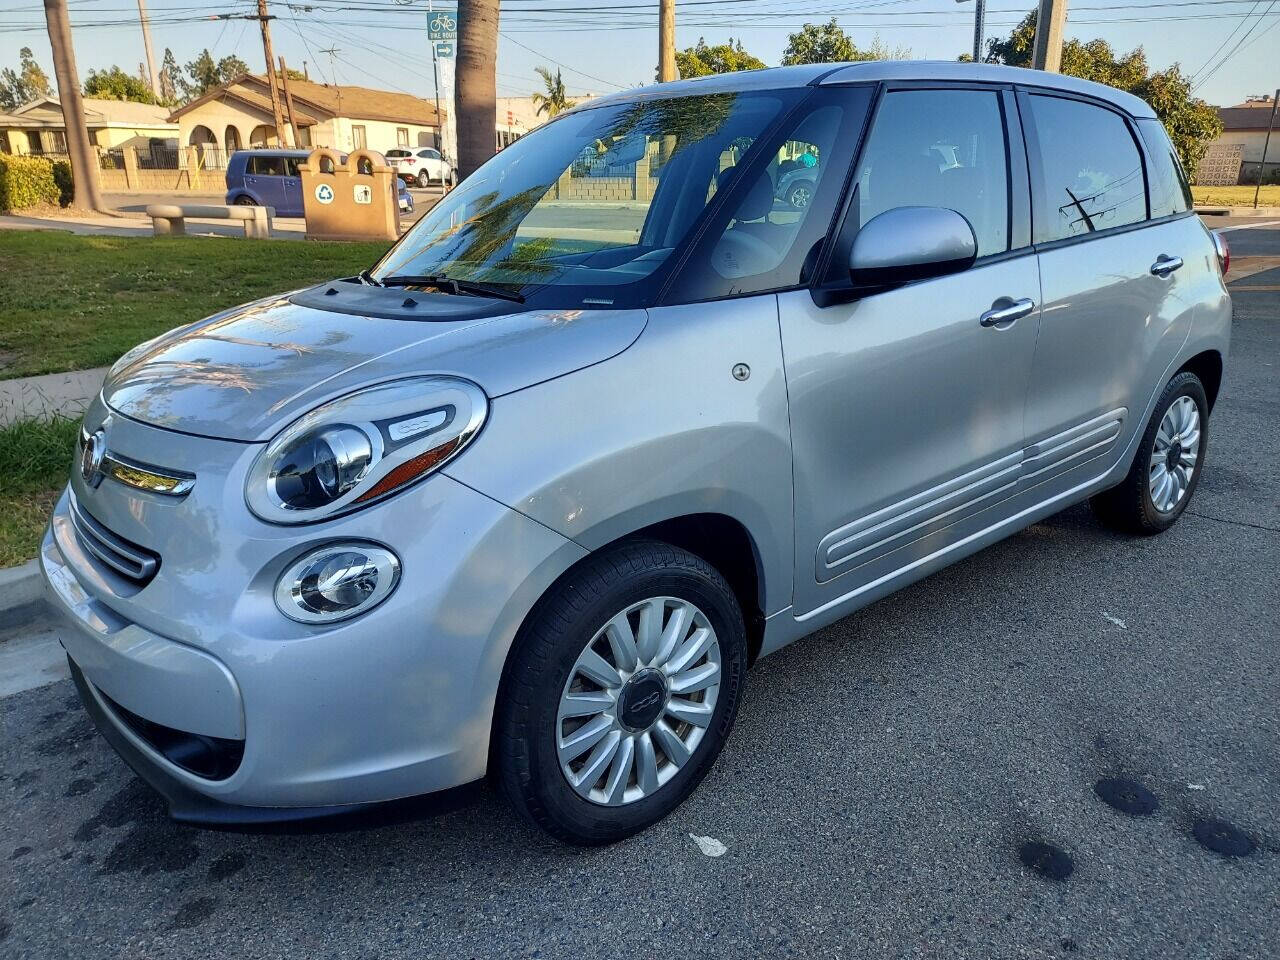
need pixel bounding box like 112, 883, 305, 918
0, 560, 47, 630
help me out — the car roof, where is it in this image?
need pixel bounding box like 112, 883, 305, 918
233, 149, 313, 158
572, 61, 1157, 121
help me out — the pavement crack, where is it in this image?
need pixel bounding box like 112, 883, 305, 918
1184, 510, 1280, 534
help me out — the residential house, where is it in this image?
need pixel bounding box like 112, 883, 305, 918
167, 74, 444, 165
0, 96, 177, 156
1200, 96, 1280, 185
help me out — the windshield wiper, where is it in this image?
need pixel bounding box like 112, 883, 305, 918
358, 269, 382, 286
378, 274, 525, 303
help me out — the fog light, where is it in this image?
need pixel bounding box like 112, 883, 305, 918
275, 544, 401, 624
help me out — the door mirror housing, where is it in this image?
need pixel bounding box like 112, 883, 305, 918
849, 206, 978, 287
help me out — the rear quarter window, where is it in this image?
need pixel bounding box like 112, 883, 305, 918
1136, 119, 1193, 219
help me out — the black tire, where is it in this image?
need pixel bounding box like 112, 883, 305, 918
495, 540, 747, 845
1090, 370, 1208, 534
233, 194, 255, 206
416, 170, 431, 188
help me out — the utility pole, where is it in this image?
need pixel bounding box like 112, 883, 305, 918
279, 56, 303, 147
1254, 88, 1279, 209
1032, 0, 1068, 72
255, 0, 291, 147
43, 0, 105, 211
658, 0, 676, 82
136, 0, 158, 96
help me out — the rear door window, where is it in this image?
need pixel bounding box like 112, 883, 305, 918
1025, 95, 1147, 242
248, 155, 285, 176
852, 88, 1011, 257
1136, 118, 1192, 219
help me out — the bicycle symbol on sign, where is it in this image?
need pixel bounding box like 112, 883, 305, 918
429, 13, 456, 33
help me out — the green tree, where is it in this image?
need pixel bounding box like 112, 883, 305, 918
985, 11, 1222, 177
0, 47, 54, 110
531, 66, 576, 119
181, 50, 250, 101
83, 65, 156, 104
674, 37, 766, 78
781, 20, 909, 65
158, 48, 182, 104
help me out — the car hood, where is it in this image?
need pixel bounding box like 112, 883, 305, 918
101, 282, 648, 442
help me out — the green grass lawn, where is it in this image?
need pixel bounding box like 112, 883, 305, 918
1191, 184, 1280, 207
0, 231, 391, 380
0, 415, 80, 567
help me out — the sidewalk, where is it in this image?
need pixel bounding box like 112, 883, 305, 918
0, 209, 310, 239
0, 366, 108, 425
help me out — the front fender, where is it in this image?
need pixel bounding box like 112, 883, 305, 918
444, 298, 795, 616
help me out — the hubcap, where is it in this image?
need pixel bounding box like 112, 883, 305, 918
1149, 395, 1200, 513
556, 596, 721, 807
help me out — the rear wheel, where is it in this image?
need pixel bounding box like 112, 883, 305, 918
1091, 371, 1208, 534
495, 541, 747, 845
233, 194, 255, 206
416, 170, 431, 188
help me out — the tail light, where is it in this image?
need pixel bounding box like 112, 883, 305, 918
1212, 231, 1229, 276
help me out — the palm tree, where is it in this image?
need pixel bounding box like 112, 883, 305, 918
456, 0, 499, 180
531, 66, 576, 119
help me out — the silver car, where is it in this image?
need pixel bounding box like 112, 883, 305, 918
42, 62, 1231, 845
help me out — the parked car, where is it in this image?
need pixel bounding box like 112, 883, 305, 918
225, 149, 413, 217
391, 146, 454, 187
47, 63, 1229, 846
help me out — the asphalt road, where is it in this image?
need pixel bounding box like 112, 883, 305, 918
1, 221, 1278, 959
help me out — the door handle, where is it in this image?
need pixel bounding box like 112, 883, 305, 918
980, 297, 1036, 328
1151, 255, 1184, 277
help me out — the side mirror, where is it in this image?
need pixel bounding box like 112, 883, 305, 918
849, 206, 977, 287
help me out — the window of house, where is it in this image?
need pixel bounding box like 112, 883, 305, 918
1027, 95, 1147, 242
396, 126, 409, 148
352, 124, 367, 149
852, 88, 1010, 257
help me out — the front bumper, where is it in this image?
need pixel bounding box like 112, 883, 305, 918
43, 405, 586, 817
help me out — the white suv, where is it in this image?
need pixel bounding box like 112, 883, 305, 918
387, 147, 453, 187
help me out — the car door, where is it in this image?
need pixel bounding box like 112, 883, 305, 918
280, 157, 303, 216
246, 154, 286, 210
779, 84, 1041, 617
1017, 92, 1197, 503
420, 149, 442, 179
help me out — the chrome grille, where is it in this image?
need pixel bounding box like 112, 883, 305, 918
68, 492, 160, 587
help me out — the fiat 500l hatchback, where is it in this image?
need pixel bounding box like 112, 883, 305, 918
44, 62, 1230, 845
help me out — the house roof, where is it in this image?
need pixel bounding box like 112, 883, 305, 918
166, 84, 319, 126
2, 95, 176, 128
168, 75, 441, 127
1218, 100, 1279, 131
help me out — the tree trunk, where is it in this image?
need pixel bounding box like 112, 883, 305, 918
456, 0, 499, 180
44, 0, 105, 212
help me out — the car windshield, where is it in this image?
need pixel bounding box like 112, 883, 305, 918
370, 88, 801, 308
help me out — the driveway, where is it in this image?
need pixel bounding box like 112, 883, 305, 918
1, 224, 1277, 959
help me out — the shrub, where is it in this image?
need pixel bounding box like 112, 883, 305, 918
50, 158, 74, 206
0, 154, 60, 212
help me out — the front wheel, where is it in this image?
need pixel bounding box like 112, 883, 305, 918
233, 194, 255, 206
495, 541, 747, 845
1091, 370, 1208, 534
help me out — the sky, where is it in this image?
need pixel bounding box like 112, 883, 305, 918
0, 0, 1276, 110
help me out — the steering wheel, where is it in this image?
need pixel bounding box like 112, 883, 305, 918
711, 228, 779, 279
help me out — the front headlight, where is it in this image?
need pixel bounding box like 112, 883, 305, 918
246, 376, 487, 524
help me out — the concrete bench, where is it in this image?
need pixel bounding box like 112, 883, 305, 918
145, 203, 275, 239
